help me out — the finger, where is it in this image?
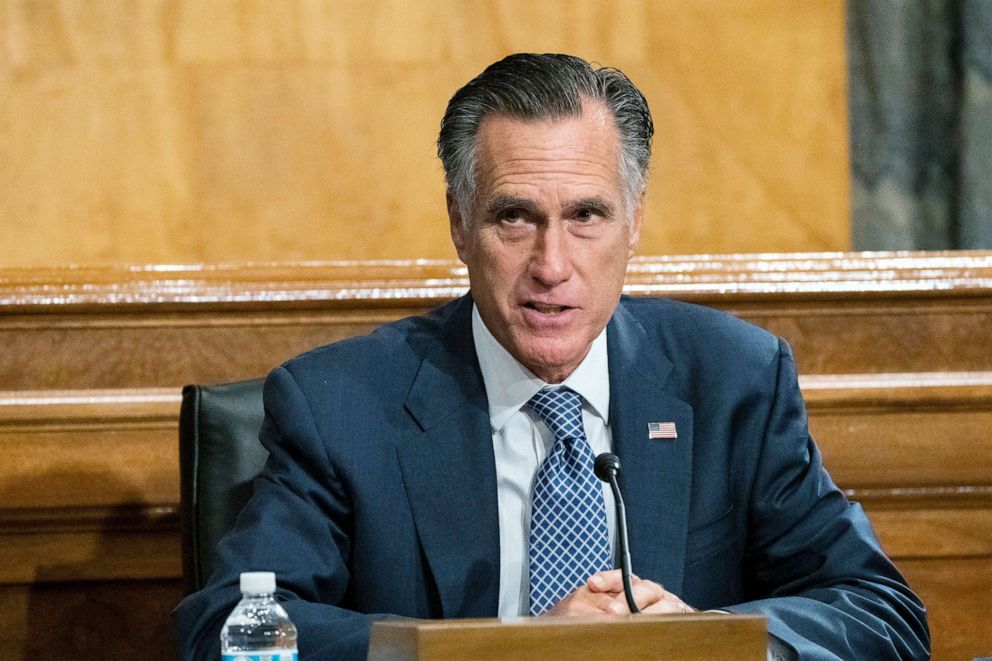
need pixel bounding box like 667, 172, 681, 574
639, 591, 697, 615
547, 587, 618, 616
587, 569, 621, 593
587, 591, 619, 613
587, 569, 640, 593
606, 579, 665, 614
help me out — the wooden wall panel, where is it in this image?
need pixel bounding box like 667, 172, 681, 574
0, 313, 391, 389
803, 373, 992, 488
897, 560, 992, 661
0, 580, 183, 661
0, 389, 180, 511
2, 518, 180, 584
870, 508, 992, 561
0, 0, 849, 267
1, 252, 991, 659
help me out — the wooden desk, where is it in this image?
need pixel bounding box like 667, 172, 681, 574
1, 251, 989, 659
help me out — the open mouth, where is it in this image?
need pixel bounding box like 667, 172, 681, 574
524, 302, 572, 314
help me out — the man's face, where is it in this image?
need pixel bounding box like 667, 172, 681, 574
449, 101, 642, 383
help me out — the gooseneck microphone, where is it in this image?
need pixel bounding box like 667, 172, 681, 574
594, 452, 639, 614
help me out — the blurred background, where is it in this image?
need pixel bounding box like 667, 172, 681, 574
4, 0, 986, 268
4, 1, 988, 267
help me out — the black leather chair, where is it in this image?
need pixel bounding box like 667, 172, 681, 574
179, 378, 267, 594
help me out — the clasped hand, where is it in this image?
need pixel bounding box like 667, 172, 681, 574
545, 569, 696, 616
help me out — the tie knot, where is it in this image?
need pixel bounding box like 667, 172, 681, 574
526, 387, 584, 441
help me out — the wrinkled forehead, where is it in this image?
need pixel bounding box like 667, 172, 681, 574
476, 96, 615, 139
473, 102, 624, 192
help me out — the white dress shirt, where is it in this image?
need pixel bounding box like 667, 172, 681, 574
471, 305, 616, 617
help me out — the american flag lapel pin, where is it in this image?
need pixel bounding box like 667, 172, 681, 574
648, 421, 677, 440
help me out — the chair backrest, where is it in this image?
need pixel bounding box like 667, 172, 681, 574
179, 378, 267, 594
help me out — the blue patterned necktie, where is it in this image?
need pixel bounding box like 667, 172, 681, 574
526, 386, 612, 615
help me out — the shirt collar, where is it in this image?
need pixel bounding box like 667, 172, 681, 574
472, 303, 610, 433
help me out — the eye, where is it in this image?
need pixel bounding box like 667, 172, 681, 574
497, 208, 527, 225
574, 207, 601, 223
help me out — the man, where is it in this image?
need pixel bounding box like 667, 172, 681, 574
175, 54, 929, 659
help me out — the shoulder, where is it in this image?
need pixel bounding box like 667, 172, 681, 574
617, 296, 783, 387
619, 295, 778, 353
272, 296, 467, 399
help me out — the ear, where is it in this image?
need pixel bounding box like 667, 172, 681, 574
627, 193, 644, 259
447, 191, 470, 262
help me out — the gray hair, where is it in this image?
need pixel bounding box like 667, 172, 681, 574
437, 53, 654, 226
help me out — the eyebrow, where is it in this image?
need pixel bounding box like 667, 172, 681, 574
485, 194, 536, 216
484, 194, 617, 219
564, 197, 616, 219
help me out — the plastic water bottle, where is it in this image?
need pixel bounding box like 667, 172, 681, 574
221, 571, 298, 661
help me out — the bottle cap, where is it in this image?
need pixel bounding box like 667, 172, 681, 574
240, 571, 276, 594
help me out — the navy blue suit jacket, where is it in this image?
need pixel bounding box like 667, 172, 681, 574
174, 295, 929, 659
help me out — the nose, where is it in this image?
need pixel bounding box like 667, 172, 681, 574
529, 222, 573, 286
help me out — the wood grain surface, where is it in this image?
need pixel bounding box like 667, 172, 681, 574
0, 0, 849, 266
1, 251, 989, 659
368, 614, 767, 661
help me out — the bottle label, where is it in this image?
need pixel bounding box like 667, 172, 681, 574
222, 651, 298, 661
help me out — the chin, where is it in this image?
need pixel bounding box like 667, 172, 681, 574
519, 346, 584, 381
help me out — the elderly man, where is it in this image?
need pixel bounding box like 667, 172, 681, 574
175, 53, 929, 659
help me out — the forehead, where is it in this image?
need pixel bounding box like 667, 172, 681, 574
474, 102, 622, 197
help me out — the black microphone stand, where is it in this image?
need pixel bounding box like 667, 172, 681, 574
594, 453, 639, 614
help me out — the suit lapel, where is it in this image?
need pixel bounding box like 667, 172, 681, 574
607, 301, 694, 595
396, 297, 500, 618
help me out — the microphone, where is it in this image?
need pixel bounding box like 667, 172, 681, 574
594, 452, 639, 614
